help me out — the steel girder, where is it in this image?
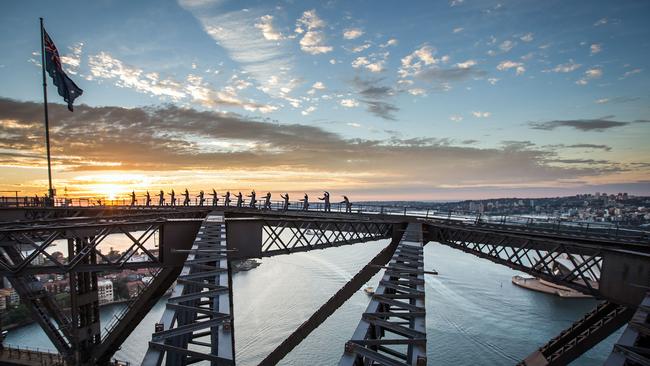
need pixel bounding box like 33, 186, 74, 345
0, 219, 165, 276
258, 223, 407, 365
260, 218, 393, 256
340, 223, 427, 366
426, 224, 605, 298
3, 243, 75, 362
605, 292, 650, 366
142, 212, 234, 366
519, 301, 634, 366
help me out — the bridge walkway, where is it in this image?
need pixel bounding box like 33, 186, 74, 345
339, 223, 427, 366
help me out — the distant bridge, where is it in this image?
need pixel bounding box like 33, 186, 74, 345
0, 200, 648, 365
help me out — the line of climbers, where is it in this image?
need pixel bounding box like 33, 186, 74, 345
126, 189, 353, 213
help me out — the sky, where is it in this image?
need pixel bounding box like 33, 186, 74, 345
0, 0, 649, 200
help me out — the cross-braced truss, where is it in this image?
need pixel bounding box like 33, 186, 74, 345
427, 225, 603, 297
2, 204, 649, 366
605, 292, 650, 366
142, 212, 234, 366
340, 224, 427, 366
261, 219, 392, 256
519, 301, 634, 366
0, 220, 164, 275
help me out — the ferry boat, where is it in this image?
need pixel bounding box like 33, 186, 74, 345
511, 275, 592, 298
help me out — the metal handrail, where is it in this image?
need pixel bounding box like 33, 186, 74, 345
1, 195, 648, 241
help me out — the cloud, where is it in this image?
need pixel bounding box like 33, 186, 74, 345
340, 99, 359, 108
563, 144, 612, 151
499, 40, 516, 52
416, 67, 487, 82
453, 27, 464, 33
301, 106, 316, 115
529, 118, 650, 131
351, 43, 371, 53
86, 52, 274, 113
366, 61, 385, 73
0, 98, 635, 193
487, 78, 499, 85
449, 115, 463, 122
550, 60, 581, 73
362, 100, 399, 120
520, 33, 534, 42
407, 88, 426, 96
343, 28, 364, 40
496, 60, 525, 75
595, 96, 639, 104
456, 60, 477, 69
255, 15, 284, 41
352, 56, 369, 68
178, 1, 295, 97
621, 68, 642, 79
60, 42, 84, 75
576, 67, 602, 85
450, 0, 464, 6
87, 52, 188, 99
350, 76, 400, 119
472, 111, 491, 118
311, 81, 326, 90
296, 10, 332, 54
590, 43, 602, 55
354, 51, 389, 72
380, 39, 398, 48
399, 45, 438, 78
594, 18, 608, 26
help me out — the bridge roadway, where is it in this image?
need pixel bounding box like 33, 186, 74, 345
0, 203, 648, 365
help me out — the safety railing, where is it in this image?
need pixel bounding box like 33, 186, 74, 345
2, 195, 648, 241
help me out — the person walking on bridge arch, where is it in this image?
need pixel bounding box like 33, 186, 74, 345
158, 190, 165, 206
182, 189, 190, 206
247, 190, 257, 209
300, 193, 309, 211
211, 189, 219, 206
280, 193, 290, 211
263, 192, 272, 210
130, 191, 137, 207
223, 191, 231, 207
341, 195, 352, 213
235, 192, 243, 208
197, 190, 205, 206
319, 191, 331, 212
145, 191, 151, 207
168, 189, 176, 206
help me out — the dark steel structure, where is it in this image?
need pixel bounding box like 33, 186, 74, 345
0, 202, 648, 366
340, 223, 427, 366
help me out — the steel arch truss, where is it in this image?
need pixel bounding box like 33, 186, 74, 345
520, 301, 634, 366
606, 292, 650, 366
143, 213, 234, 366
0, 220, 165, 275
260, 219, 393, 256
340, 225, 427, 366
428, 226, 603, 297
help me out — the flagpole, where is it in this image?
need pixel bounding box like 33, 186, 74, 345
39, 17, 54, 205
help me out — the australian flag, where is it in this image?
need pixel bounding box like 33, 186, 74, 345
43, 29, 83, 111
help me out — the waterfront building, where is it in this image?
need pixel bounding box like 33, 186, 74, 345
97, 279, 114, 304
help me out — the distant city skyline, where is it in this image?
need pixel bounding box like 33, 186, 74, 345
0, 0, 649, 200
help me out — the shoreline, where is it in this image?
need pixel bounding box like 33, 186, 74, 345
3, 259, 261, 333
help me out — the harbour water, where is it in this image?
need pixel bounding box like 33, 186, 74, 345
4, 239, 619, 365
